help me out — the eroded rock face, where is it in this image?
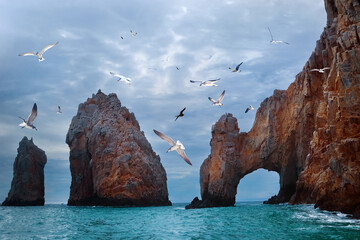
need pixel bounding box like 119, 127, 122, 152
187, 0, 360, 216
66, 90, 171, 206
2, 137, 47, 206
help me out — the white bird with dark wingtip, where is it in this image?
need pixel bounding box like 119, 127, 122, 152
57, 106, 62, 114
268, 27, 289, 45
209, 90, 225, 107
229, 62, 243, 72
130, 30, 137, 36
18, 103, 38, 131
310, 67, 331, 73
190, 78, 220, 86
245, 105, 254, 113
18, 42, 59, 62
110, 72, 132, 84
153, 129, 192, 166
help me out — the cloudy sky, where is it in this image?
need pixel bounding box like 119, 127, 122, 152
0, 0, 326, 204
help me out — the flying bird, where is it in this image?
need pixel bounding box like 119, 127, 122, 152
18, 42, 59, 62
268, 27, 289, 45
175, 107, 186, 121
176, 66, 180, 70
110, 72, 131, 84
120, 36, 124, 39
245, 105, 254, 113
57, 106, 62, 114
310, 67, 331, 73
153, 129, 192, 166
190, 78, 220, 86
18, 103, 38, 131
130, 30, 137, 36
209, 90, 225, 107
229, 62, 243, 72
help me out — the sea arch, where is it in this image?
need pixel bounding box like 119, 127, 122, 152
236, 169, 279, 202
198, 112, 308, 207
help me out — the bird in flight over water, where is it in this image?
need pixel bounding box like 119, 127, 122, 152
57, 106, 62, 114
310, 67, 331, 73
245, 105, 254, 113
110, 72, 132, 84
209, 90, 225, 107
229, 62, 243, 72
19, 42, 59, 62
153, 129, 192, 165
268, 27, 289, 45
190, 78, 220, 86
175, 107, 186, 121
18, 103, 38, 131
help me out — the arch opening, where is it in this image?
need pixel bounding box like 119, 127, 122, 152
236, 169, 280, 203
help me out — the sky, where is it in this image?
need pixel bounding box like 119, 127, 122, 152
0, 0, 326, 204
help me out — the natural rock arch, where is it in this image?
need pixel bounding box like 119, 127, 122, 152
187, 0, 360, 217
192, 113, 304, 208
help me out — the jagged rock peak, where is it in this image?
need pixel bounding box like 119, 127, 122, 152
2, 136, 47, 206
66, 90, 171, 206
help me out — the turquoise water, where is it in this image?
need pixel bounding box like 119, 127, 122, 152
0, 202, 359, 239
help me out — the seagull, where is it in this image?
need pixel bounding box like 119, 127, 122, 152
209, 90, 225, 107
310, 67, 331, 73
18, 42, 59, 62
57, 106, 62, 114
268, 27, 289, 45
175, 107, 186, 121
153, 129, 192, 166
245, 105, 254, 113
110, 72, 131, 84
130, 30, 137, 36
190, 78, 220, 86
229, 62, 243, 72
18, 103, 37, 131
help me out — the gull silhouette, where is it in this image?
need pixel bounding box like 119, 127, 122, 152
110, 72, 131, 84
153, 129, 192, 165
209, 90, 225, 107
19, 42, 59, 62
190, 78, 220, 86
268, 27, 289, 45
175, 107, 186, 121
18, 103, 37, 130
229, 62, 243, 72
245, 105, 254, 113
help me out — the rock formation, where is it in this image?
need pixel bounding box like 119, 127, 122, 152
2, 137, 47, 206
187, 0, 360, 217
66, 90, 171, 206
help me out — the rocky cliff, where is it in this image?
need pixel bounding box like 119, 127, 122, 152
2, 137, 47, 206
66, 90, 171, 206
186, 0, 360, 216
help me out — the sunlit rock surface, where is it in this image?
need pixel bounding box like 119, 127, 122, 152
187, 0, 360, 217
66, 90, 171, 206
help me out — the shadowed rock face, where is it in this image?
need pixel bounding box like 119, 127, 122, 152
66, 90, 171, 206
187, 0, 360, 216
2, 137, 47, 206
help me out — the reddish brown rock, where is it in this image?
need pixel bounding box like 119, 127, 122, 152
187, 0, 360, 216
2, 137, 47, 206
66, 90, 171, 206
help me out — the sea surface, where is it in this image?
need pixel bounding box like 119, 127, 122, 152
0, 202, 359, 239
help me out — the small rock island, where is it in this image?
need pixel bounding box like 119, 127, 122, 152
66, 90, 171, 206
2, 137, 47, 206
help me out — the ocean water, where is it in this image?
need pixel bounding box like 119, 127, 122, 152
0, 202, 359, 239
